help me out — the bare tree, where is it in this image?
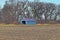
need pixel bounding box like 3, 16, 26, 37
1, 0, 60, 24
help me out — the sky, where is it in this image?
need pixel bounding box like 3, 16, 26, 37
0, 0, 60, 8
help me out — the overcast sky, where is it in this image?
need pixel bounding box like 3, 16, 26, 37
0, 0, 60, 8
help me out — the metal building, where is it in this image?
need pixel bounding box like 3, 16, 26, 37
20, 19, 36, 25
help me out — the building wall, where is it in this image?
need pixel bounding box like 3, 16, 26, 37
20, 19, 36, 24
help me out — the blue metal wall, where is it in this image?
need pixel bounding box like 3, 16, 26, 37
20, 19, 36, 24
26, 21, 36, 24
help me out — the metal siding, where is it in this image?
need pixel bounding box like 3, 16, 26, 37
20, 19, 36, 24
26, 21, 36, 24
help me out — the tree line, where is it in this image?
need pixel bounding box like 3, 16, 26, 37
0, 0, 60, 24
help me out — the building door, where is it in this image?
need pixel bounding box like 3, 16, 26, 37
22, 21, 26, 24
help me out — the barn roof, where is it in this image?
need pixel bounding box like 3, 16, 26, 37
21, 18, 36, 21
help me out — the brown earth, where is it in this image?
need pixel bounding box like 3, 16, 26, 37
0, 25, 60, 40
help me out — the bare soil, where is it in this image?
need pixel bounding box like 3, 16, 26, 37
0, 25, 60, 40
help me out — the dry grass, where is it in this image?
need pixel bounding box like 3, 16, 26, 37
0, 24, 60, 27
0, 25, 60, 40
